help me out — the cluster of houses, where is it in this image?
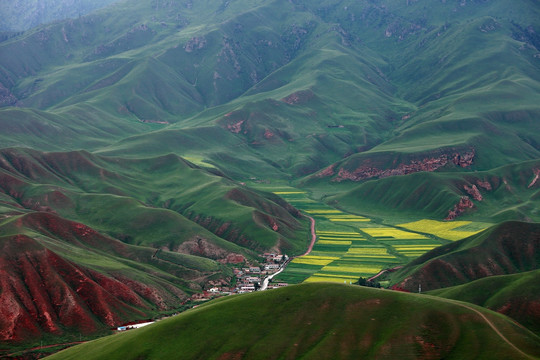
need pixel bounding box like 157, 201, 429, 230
116, 254, 290, 332
208, 253, 289, 294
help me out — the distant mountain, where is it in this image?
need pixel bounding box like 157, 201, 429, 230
0, 0, 538, 221
0, 0, 120, 32
46, 283, 540, 360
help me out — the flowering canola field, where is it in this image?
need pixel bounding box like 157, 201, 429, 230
261, 186, 489, 284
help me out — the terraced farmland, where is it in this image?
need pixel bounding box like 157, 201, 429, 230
262, 187, 491, 284
359, 227, 444, 259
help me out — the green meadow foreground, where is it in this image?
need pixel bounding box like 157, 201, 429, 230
46, 283, 540, 360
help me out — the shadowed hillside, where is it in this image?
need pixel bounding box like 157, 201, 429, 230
46, 283, 540, 360
389, 222, 540, 292
429, 269, 540, 336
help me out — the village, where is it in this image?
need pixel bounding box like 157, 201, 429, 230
208, 253, 290, 295
116, 253, 290, 332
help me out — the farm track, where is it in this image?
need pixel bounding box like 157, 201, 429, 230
301, 216, 317, 257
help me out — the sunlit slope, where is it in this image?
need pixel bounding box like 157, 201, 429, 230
47, 283, 540, 360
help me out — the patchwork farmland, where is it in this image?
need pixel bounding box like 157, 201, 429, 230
257, 186, 490, 285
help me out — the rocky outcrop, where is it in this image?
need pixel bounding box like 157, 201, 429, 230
528, 168, 540, 188
464, 184, 483, 201
331, 149, 475, 182
184, 36, 207, 52
446, 196, 474, 220
281, 89, 315, 105
176, 237, 230, 261
476, 180, 492, 191
0, 235, 149, 342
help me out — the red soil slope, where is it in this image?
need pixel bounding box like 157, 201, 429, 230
0, 234, 149, 342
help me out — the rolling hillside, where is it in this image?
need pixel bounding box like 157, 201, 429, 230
429, 269, 540, 336
46, 283, 540, 360
388, 221, 540, 292
0, 0, 540, 354
0, 214, 219, 343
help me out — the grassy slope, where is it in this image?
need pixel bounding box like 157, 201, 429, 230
47, 283, 540, 360
0, 0, 538, 187
0, 147, 309, 255
429, 269, 540, 336
387, 221, 540, 292
323, 159, 540, 222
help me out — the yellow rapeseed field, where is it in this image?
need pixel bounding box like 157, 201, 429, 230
318, 240, 353, 245
397, 219, 486, 241
346, 247, 389, 254
304, 275, 358, 283
321, 265, 383, 273
360, 227, 429, 239
304, 209, 343, 214
292, 255, 340, 266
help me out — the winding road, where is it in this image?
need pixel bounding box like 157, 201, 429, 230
302, 216, 317, 257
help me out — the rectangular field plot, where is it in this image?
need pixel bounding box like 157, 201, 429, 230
397, 219, 489, 241
304, 274, 359, 284
360, 227, 428, 239
391, 244, 440, 258
273, 263, 322, 284
291, 255, 340, 266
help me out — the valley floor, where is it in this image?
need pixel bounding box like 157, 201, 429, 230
254, 184, 491, 286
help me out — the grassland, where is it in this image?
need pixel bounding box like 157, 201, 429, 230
429, 269, 540, 336
1, 0, 540, 353
46, 283, 540, 360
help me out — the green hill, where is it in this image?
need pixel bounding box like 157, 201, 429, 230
0, 147, 309, 255
429, 269, 540, 336
388, 221, 540, 292
46, 283, 540, 360
323, 160, 540, 222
